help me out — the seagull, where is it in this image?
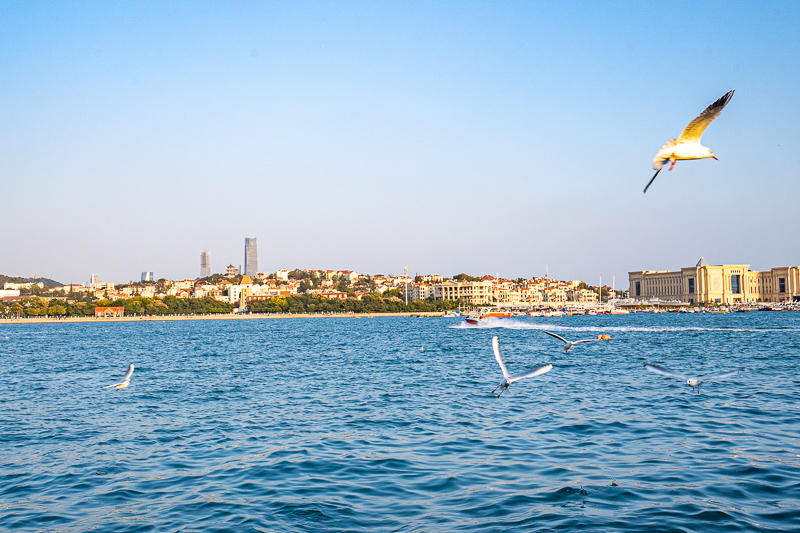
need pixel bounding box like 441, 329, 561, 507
542, 330, 598, 353
491, 335, 553, 398
643, 362, 743, 394
643, 90, 735, 193
105, 363, 134, 391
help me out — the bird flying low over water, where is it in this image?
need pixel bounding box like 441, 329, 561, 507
643, 363, 743, 394
643, 90, 735, 194
105, 363, 134, 391
542, 330, 599, 353
492, 335, 553, 398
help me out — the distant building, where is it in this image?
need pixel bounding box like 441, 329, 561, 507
320, 291, 347, 299
226, 264, 237, 278
434, 280, 495, 305
90, 274, 103, 288
141, 272, 154, 282
629, 258, 800, 304
94, 306, 124, 318
244, 238, 258, 277
200, 250, 211, 278
4, 281, 43, 290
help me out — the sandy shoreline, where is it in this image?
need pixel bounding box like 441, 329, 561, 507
0, 312, 447, 325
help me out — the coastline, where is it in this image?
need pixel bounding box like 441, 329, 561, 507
0, 311, 446, 325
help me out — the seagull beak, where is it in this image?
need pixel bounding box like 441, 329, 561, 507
711, 155, 718, 160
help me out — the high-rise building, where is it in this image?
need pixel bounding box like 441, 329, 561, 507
244, 238, 258, 277
200, 250, 211, 278
90, 274, 103, 287
141, 272, 154, 282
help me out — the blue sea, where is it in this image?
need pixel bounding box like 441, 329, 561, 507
1, 313, 799, 532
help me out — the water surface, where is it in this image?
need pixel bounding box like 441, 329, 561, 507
1, 313, 799, 531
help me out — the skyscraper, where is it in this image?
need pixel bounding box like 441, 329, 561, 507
141, 271, 154, 282
244, 238, 258, 277
200, 250, 211, 278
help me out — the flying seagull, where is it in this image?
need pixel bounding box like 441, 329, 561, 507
491, 335, 553, 398
105, 363, 134, 391
644, 90, 735, 193
542, 330, 599, 353
643, 362, 743, 394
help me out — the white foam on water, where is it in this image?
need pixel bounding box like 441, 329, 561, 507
447, 318, 800, 333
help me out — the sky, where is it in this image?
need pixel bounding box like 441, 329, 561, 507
2, 1, 799, 286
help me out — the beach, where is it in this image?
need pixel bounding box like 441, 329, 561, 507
0, 311, 445, 325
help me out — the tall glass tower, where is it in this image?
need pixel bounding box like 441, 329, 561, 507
200, 250, 211, 278
244, 238, 258, 277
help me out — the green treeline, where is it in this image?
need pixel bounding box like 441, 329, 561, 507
246, 294, 467, 314
1, 294, 469, 317
1, 296, 233, 317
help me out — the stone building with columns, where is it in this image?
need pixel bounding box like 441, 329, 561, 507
629, 258, 800, 305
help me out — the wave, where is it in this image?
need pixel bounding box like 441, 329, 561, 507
447, 318, 800, 333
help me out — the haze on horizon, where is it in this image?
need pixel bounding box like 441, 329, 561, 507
2, 1, 798, 286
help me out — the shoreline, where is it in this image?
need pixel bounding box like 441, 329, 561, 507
0, 312, 446, 325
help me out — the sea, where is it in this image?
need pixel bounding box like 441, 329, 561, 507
1, 312, 799, 532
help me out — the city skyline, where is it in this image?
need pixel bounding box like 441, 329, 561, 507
1, 2, 798, 284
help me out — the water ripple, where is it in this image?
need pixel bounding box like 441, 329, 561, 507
1, 313, 799, 531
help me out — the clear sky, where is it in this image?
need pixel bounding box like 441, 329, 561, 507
2, 1, 798, 286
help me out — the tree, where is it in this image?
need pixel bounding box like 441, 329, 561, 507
453, 273, 481, 282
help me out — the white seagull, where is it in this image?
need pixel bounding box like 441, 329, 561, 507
643, 363, 743, 394
105, 363, 134, 391
542, 330, 597, 353
491, 335, 553, 398
643, 90, 735, 194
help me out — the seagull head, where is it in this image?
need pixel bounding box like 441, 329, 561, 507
686, 378, 702, 388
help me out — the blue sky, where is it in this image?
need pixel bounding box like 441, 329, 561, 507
2, 1, 798, 285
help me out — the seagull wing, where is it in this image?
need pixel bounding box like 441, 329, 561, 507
542, 330, 569, 344
122, 364, 134, 382
677, 90, 734, 143
508, 364, 553, 384
644, 363, 688, 380
571, 339, 596, 346
492, 336, 509, 379
699, 367, 744, 382
643, 167, 662, 194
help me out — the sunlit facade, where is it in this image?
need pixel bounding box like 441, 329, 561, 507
629, 258, 800, 304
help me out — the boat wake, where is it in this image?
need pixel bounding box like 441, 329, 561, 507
448, 318, 799, 333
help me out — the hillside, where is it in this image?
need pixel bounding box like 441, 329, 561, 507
0, 274, 64, 288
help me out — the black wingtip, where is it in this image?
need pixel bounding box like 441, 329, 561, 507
643, 168, 662, 194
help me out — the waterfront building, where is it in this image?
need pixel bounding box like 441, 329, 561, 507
403, 283, 433, 302
200, 250, 211, 278
629, 258, 800, 304
244, 238, 258, 277
433, 280, 495, 305
141, 272, 154, 282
